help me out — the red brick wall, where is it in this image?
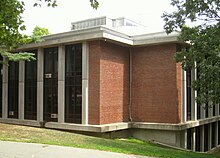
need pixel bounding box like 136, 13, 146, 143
132, 44, 182, 123
89, 40, 130, 125
88, 41, 101, 124
176, 62, 182, 123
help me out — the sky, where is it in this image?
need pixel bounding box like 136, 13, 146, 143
21, 0, 175, 35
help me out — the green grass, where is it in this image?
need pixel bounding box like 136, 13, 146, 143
0, 123, 217, 158
211, 148, 220, 158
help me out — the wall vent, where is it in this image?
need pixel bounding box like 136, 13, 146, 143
9, 111, 14, 116
51, 114, 58, 119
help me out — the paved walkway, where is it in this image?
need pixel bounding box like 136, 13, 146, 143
0, 141, 153, 158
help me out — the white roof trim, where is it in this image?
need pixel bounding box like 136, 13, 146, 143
17, 26, 180, 50
132, 31, 180, 46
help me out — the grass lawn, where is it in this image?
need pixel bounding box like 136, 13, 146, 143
211, 148, 220, 158
0, 123, 218, 158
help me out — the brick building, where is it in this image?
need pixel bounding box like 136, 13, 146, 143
0, 17, 219, 152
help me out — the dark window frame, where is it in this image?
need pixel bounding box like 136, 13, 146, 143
24, 50, 37, 120
43, 47, 58, 122
65, 44, 82, 124
8, 61, 19, 119
186, 69, 192, 121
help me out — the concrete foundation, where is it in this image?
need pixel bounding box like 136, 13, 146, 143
132, 129, 182, 147
0, 119, 220, 152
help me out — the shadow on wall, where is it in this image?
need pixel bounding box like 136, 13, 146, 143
98, 40, 130, 124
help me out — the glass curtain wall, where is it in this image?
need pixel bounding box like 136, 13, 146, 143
187, 128, 192, 150
186, 70, 192, 121
65, 44, 82, 123
8, 61, 19, 118
44, 47, 58, 122
25, 50, 37, 120
195, 127, 200, 151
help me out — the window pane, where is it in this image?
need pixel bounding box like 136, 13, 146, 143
25, 50, 37, 120
65, 44, 82, 124
8, 61, 19, 119
44, 47, 58, 122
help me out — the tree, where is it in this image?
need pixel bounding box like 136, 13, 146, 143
0, 26, 50, 63
33, 0, 99, 9
0, 0, 35, 62
32, 26, 50, 37
0, 0, 99, 63
162, 0, 220, 107
28, 26, 50, 43
89, 0, 99, 9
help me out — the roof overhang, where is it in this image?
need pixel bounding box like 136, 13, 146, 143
17, 26, 181, 51
132, 31, 181, 46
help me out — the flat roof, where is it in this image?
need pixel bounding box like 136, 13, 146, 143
17, 26, 181, 51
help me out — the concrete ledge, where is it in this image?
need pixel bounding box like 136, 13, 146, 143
99, 122, 132, 132
0, 118, 41, 127
132, 116, 220, 131
197, 116, 220, 126
132, 122, 182, 131
0, 116, 219, 132
45, 122, 131, 133
45, 122, 101, 132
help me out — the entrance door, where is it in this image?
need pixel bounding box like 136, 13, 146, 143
43, 47, 58, 122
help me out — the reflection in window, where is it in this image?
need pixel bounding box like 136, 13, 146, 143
43, 47, 58, 122
186, 70, 192, 121
65, 44, 82, 123
25, 50, 37, 120
187, 128, 192, 150
8, 61, 19, 119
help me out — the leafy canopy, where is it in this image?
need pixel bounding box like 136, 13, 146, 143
32, 26, 50, 37
33, 0, 99, 9
162, 0, 220, 107
0, 0, 35, 62
0, 0, 25, 49
0, 0, 99, 63
27, 26, 50, 43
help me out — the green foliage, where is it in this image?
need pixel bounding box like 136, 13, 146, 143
90, 0, 99, 9
0, 0, 52, 64
3, 25, 50, 62
0, 0, 98, 63
33, 0, 58, 7
32, 26, 50, 36
163, 0, 220, 107
1, 51, 35, 62
33, 0, 99, 9
28, 26, 50, 43
0, 0, 35, 63
0, 0, 25, 49
162, 0, 220, 33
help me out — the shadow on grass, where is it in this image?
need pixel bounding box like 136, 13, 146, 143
79, 137, 217, 158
